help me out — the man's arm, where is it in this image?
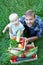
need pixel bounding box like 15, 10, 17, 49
27, 36, 38, 42
19, 16, 25, 24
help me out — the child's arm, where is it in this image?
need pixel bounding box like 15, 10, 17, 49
2, 24, 9, 34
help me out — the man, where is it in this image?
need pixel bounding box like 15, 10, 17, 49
20, 9, 43, 42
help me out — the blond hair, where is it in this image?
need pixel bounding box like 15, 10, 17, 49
9, 13, 18, 22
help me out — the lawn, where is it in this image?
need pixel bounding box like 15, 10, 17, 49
0, 0, 43, 65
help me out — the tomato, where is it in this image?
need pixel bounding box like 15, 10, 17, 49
19, 41, 24, 45
19, 38, 24, 48
11, 59, 17, 62
26, 46, 34, 50
21, 54, 26, 58
11, 56, 17, 62
32, 54, 36, 58
20, 38, 25, 42
11, 56, 17, 60
21, 42, 24, 46
28, 46, 34, 49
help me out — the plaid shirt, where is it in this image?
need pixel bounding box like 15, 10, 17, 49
19, 15, 43, 37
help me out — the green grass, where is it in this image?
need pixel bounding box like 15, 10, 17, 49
0, 0, 43, 65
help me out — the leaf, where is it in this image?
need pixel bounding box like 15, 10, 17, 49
10, 39, 18, 48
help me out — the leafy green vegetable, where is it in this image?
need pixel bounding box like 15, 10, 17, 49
9, 30, 21, 48
26, 47, 38, 57
8, 49, 24, 57
10, 39, 18, 48
29, 47, 38, 52
17, 51, 24, 57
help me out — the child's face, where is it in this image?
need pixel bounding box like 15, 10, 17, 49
25, 15, 35, 27
11, 18, 19, 25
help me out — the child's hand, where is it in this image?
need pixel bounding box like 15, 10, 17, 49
2, 30, 5, 34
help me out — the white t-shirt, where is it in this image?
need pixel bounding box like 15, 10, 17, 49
7, 22, 25, 36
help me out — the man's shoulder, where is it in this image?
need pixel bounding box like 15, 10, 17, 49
35, 15, 43, 24
20, 15, 25, 19
36, 15, 40, 18
19, 15, 25, 24
35, 15, 42, 21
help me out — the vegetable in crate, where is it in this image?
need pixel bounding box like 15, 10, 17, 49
16, 30, 21, 42
26, 47, 38, 57
11, 55, 17, 62
10, 39, 18, 48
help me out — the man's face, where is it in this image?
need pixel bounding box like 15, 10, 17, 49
25, 15, 35, 27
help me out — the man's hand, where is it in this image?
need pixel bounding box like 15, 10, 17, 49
27, 36, 38, 42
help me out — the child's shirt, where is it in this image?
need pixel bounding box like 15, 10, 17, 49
7, 22, 25, 36
19, 15, 43, 38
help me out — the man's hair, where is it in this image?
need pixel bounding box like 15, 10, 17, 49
25, 9, 35, 18
9, 13, 18, 22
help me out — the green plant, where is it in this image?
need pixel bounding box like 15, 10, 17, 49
10, 39, 18, 48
